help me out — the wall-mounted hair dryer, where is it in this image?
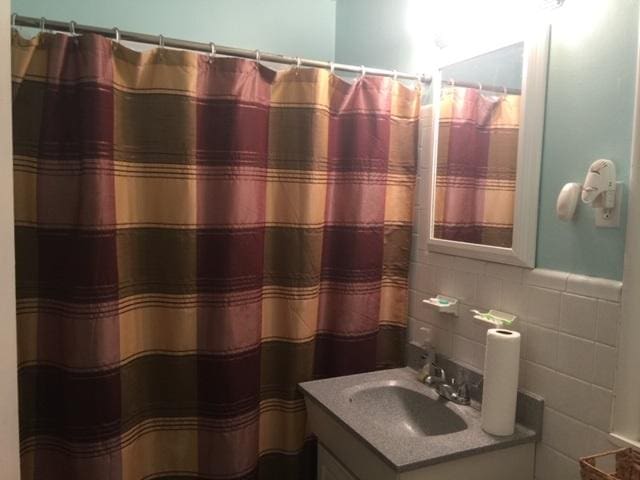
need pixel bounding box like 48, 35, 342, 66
581, 159, 617, 210
581, 159, 622, 227
556, 159, 622, 227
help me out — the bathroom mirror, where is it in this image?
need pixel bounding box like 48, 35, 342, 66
426, 27, 550, 267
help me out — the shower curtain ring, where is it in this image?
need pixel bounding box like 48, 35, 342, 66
209, 42, 216, 63
295, 57, 301, 74
392, 70, 398, 81
477, 82, 483, 93
158, 34, 165, 49
69, 20, 79, 44
448, 78, 455, 88
113, 27, 120, 44
360, 65, 366, 78
39, 17, 46, 33
11, 13, 16, 29
255, 49, 261, 63
329, 61, 335, 75
69, 20, 78, 45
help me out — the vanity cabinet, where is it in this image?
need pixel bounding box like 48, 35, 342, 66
300, 368, 537, 480
310, 397, 534, 480
318, 444, 357, 480
318, 440, 534, 480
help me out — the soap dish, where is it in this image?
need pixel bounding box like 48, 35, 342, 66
422, 295, 459, 316
471, 309, 517, 327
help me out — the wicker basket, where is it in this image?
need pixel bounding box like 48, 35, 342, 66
580, 448, 640, 480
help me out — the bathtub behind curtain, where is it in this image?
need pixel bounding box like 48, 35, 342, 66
11, 31, 419, 480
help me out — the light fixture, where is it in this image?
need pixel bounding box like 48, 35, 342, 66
411, 0, 564, 60
541, 0, 565, 9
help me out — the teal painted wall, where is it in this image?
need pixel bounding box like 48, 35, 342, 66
536, 0, 637, 280
336, 0, 638, 280
335, 0, 417, 73
11, 0, 336, 60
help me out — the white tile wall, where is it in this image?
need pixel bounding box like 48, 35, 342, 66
408, 252, 623, 480
556, 333, 595, 382
409, 140, 624, 479
596, 300, 621, 347
525, 324, 558, 369
559, 293, 598, 339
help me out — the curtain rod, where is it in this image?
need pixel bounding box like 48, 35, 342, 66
11, 14, 432, 84
444, 79, 522, 95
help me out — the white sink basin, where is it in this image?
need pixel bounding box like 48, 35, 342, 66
346, 382, 467, 437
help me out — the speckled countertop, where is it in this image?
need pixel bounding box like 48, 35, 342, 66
299, 367, 537, 472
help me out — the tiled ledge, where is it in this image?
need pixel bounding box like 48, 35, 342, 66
420, 252, 623, 302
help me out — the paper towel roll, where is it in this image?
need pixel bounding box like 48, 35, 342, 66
481, 328, 521, 436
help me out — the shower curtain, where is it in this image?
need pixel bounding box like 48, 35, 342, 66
434, 86, 520, 247
11, 31, 419, 480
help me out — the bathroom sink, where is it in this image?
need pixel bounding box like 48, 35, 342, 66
299, 367, 538, 473
346, 383, 467, 437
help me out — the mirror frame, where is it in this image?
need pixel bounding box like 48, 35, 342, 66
425, 25, 550, 268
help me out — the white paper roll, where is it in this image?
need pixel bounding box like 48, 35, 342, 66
481, 328, 521, 436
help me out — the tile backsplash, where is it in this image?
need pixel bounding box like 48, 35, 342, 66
408, 252, 623, 480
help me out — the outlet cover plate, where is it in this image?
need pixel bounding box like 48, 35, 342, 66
595, 182, 623, 228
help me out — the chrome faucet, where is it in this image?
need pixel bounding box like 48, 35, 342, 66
421, 362, 471, 406
425, 364, 447, 386
435, 377, 471, 406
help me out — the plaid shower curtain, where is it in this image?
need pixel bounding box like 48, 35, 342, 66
12, 31, 419, 480
434, 86, 520, 247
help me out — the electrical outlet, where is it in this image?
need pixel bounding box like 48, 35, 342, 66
595, 182, 623, 228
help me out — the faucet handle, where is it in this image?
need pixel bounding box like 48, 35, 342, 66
432, 364, 446, 380
425, 364, 447, 385
456, 382, 471, 404
471, 378, 483, 394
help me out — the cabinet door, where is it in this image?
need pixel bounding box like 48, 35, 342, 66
318, 444, 358, 480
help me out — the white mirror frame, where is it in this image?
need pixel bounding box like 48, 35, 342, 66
425, 25, 550, 268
